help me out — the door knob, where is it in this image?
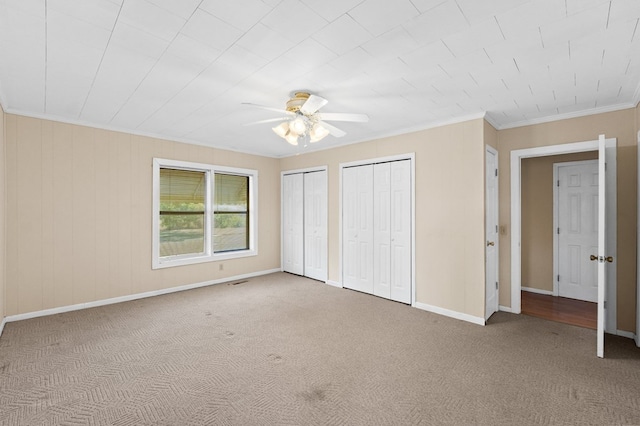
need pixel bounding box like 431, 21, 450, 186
486, 241, 494, 247
590, 255, 614, 263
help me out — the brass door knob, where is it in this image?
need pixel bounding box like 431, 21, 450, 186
590, 255, 598, 261
605, 256, 614, 263
487, 241, 495, 247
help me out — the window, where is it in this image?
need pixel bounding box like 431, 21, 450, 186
153, 159, 257, 269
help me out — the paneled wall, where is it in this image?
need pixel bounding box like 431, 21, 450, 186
4, 115, 281, 316
281, 119, 487, 320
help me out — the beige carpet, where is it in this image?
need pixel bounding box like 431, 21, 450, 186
1, 272, 639, 425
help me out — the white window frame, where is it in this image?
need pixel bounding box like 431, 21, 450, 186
152, 158, 258, 269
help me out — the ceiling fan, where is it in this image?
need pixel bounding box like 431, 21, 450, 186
243, 91, 369, 146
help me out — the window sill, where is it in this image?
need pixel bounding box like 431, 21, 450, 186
152, 249, 257, 270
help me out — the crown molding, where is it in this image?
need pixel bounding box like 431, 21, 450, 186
496, 102, 638, 130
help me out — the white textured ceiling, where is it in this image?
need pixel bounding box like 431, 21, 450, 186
0, 0, 639, 157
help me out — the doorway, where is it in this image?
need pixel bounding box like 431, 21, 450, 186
510, 137, 617, 357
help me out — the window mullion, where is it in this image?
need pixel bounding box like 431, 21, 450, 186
205, 169, 213, 256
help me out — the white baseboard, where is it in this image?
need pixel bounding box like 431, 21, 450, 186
413, 302, 485, 326
521, 286, 554, 296
0, 317, 6, 337
4, 268, 281, 324
616, 329, 636, 340
499, 305, 513, 313
326, 280, 342, 288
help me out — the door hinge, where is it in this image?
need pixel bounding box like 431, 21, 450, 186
557, 179, 560, 187
495, 281, 498, 289
495, 225, 498, 233
557, 227, 560, 234
495, 168, 498, 177
604, 301, 607, 309
557, 274, 560, 282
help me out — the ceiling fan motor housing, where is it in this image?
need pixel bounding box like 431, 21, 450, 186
286, 92, 311, 112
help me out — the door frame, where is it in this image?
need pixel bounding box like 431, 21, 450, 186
552, 159, 599, 299
510, 139, 617, 333
339, 153, 416, 305
485, 145, 499, 320
281, 166, 328, 280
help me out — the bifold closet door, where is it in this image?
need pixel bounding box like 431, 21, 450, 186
283, 173, 304, 275
389, 160, 411, 303
343, 165, 374, 294
304, 171, 327, 282
373, 160, 411, 303
344, 160, 411, 304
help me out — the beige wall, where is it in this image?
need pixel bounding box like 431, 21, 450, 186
281, 119, 487, 319
497, 108, 638, 332
4, 114, 281, 316
521, 152, 598, 292
0, 104, 5, 323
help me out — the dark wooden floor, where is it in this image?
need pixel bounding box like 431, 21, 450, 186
521, 291, 597, 329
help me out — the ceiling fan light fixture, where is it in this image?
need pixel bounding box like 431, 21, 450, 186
309, 123, 329, 142
272, 121, 289, 138
284, 131, 299, 146
289, 116, 307, 135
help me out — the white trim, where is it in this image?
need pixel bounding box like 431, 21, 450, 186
0, 317, 6, 337
510, 138, 617, 331
499, 305, 513, 313
637, 129, 640, 348
152, 158, 258, 269
413, 302, 486, 326
521, 286, 554, 296
616, 330, 636, 340
339, 153, 416, 306
281, 165, 328, 176
4, 269, 280, 324
498, 102, 637, 130
326, 280, 342, 288
552, 159, 598, 298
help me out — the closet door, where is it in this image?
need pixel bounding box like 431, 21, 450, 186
282, 173, 304, 275
304, 171, 327, 281
373, 163, 391, 299
390, 160, 411, 304
343, 165, 374, 294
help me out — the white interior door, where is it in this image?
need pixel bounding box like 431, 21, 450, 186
343, 165, 374, 293
373, 163, 391, 299
596, 135, 612, 358
557, 161, 599, 303
485, 147, 499, 320
304, 171, 327, 282
390, 160, 411, 304
282, 173, 304, 275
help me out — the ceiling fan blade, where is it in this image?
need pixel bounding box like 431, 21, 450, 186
318, 112, 369, 122
243, 117, 289, 126
300, 94, 328, 115
242, 102, 294, 116
319, 121, 346, 138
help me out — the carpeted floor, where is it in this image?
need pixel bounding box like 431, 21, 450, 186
1, 272, 639, 425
